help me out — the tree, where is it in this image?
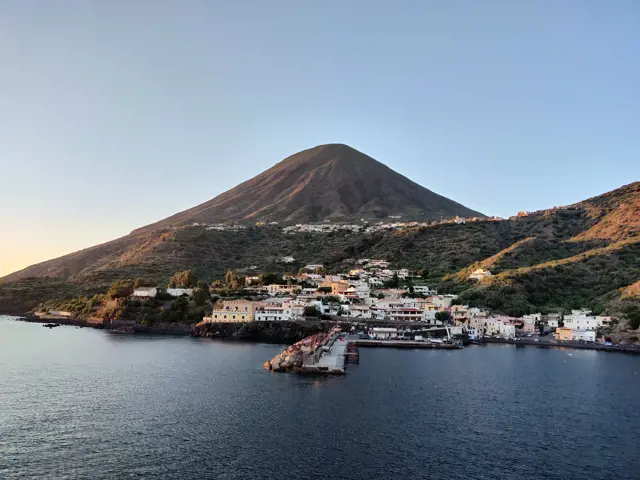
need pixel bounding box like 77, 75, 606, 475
304, 305, 320, 318
107, 279, 135, 299
168, 270, 198, 289
317, 286, 332, 294
134, 278, 156, 289
192, 288, 210, 306
211, 280, 225, 290
313, 266, 327, 275
435, 311, 452, 324
197, 281, 209, 291
386, 272, 400, 288
258, 272, 283, 286
225, 270, 240, 291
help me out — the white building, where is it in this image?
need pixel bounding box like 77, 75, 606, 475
564, 312, 603, 331
281, 256, 295, 263
431, 295, 454, 308
346, 305, 372, 318
523, 313, 541, 324
469, 268, 492, 281
396, 269, 410, 279
422, 310, 443, 325
499, 324, 516, 339
412, 285, 437, 296
132, 287, 157, 298
167, 288, 193, 297
255, 306, 290, 322
371, 328, 398, 339
573, 330, 596, 342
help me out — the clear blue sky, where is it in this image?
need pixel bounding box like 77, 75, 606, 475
1, 0, 639, 276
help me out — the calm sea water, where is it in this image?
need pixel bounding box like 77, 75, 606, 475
1, 315, 639, 480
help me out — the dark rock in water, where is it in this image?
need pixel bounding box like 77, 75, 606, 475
43, 323, 61, 328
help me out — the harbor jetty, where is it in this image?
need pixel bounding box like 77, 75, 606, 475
264, 329, 352, 374
356, 339, 462, 349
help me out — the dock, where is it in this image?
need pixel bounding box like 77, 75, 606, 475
264, 330, 354, 375
356, 339, 462, 349
265, 332, 462, 375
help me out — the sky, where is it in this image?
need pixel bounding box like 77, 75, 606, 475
0, 1, 639, 277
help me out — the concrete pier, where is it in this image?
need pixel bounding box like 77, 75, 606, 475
301, 333, 347, 374
356, 339, 463, 349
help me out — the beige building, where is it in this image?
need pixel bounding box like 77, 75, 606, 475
266, 284, 302, 296
205, 300, 264, 323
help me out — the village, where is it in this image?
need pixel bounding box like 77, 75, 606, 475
122, 256, 615, 345
186, 202, 586, 235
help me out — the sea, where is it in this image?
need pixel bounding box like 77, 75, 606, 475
1, 315, 639, 480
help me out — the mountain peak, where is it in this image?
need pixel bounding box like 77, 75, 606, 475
134, 144, 484, 233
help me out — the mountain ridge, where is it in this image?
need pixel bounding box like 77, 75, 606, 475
133, 143, 484, 234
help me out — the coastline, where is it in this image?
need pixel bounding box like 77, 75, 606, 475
2, 313, 331, 344
482, 337, 640, 355
3, 312, 639, 355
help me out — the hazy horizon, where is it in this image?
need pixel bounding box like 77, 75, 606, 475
1, 1, 639, 276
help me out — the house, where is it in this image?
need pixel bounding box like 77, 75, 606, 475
564, 311, 602, 331
346, 305, 372, 319
422, 310, 443, 325
499, 324, 516, 339
206, 300, 264, 323
303, 264, 324, 272
300, 273, 324, 285
469, 268, 492, 281
412, 285, 437, 296
555, 327, 574, 341
282, 301, 306, 319
167, 288, 193, 297
255, 306, 290, 322
573, 330, 596, 342
522, 322, 537, 334
523, 313, 541, 324
450, 305, 470, 324
319, 281, 349, 295
396, 268, 410, 279
266, 284, 302, 296
132, 287, 157, 298
280, 256, 295, 263
368, 277, 384, 287
430, 295, 454, 308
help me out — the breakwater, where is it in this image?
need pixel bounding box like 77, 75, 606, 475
264, 330, 350, 374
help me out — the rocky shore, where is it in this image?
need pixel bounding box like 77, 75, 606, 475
6, 311, 332, 343
192, 320, 328, 344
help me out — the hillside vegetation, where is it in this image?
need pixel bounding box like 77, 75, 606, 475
1, 182, 638, 327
